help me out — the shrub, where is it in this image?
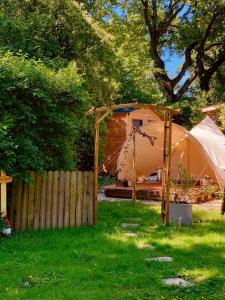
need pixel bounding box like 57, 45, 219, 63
0, 52, 92, 179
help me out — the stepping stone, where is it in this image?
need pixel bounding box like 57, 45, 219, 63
124, 217, 142, 222
145, 256, 173, 262
121, 223, 140, 228
137, 243, 155, 250
162, 278, 193, 287
123, 232, 137, 237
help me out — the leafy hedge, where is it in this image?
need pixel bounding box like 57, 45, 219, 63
0, 52, 93, 179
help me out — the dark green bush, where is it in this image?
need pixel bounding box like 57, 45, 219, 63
0, 52, 93, 179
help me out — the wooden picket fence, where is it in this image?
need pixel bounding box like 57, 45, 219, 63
9, 171, 94, 231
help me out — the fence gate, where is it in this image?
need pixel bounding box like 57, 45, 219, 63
10, 171, 94, 231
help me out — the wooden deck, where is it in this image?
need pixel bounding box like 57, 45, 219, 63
104, 182, 216, 203
104, 182, 162, 201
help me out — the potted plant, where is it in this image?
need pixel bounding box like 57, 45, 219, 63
0, 213, 12, 238
170, 165, 195, 225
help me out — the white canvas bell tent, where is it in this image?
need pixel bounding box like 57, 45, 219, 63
117, 116, 225, 190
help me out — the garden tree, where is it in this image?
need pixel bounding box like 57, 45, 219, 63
141, 0, 225, 102
0, 0, 120, 105
86, 0, 225, 103
106, 8, 163, 103
0, 0, 162, 104
0, 52, 92, 178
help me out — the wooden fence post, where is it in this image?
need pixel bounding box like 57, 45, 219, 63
0, 171, 13, 216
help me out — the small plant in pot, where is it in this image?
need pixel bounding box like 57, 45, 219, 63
170, 165, 195, 226
0, 212, 12, 238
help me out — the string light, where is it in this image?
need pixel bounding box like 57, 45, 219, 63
118, 127, 157, 172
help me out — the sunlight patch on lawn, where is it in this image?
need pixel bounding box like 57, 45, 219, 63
180, 267, 222, 282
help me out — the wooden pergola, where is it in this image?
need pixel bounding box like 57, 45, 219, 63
87, 102, 180, 225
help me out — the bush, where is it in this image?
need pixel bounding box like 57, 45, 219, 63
0, 52, 92, 179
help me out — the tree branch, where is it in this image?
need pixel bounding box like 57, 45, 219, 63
200, 47, 225, 91
176, 71, 199, 100
159, 2, 185, 34
171, 41, 198, 86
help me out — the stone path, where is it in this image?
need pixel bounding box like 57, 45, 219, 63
123, 232, 137, 237
145, 256, 173, 262
121, 223, 140, 228
162, 278, 193, 287
121, 217, 194, 288
136, 243, 155, 250
124, 217, 142, 222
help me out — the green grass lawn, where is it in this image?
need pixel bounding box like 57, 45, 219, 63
0, 201, 225, 300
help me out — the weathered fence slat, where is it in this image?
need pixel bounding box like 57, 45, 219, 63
52, 171, 59, 228
88, 172, 94, 225
27, 171, 35, 230
10, 182, 17, 228
46, 171, 53, 228
70, 171, 76, 227
58, 171, 65, 228
34, 174, 41, 230
15, 178, 23, 231
40, 172, 47, 230
82, 171, 88, 225
76, 171, 82, 227
10, 170, 94, 231
64, 171, 70, 227
21, 183, 29, 231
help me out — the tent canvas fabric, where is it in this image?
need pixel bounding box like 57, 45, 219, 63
189, 116, 225, 190
117, 116, 225, 190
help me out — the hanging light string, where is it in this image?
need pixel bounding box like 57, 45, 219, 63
118, 127, 157, 172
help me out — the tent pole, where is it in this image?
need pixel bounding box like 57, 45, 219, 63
161, 111, 168, 223
221, 187, 225, 215
132, 129, 136, 204
93, 113, 100, 225
165, 111, 172, 224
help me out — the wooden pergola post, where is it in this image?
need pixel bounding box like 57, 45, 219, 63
132, 129, 136, 204
161, 110, 173, 224
93, 113, 100, 225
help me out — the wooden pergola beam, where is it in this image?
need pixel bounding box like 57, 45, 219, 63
86, 102, 138, 115
86, 102, 180, 115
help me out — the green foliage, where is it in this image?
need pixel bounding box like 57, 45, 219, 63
173, 92, 208, 128
0, 0, 122, 105
219, 106, 225, 131
0, 213, 7, 232
0, 52, 91, 178
189, 92, 208, 125
171, 164, 196, 202
106, 12, 163, 103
